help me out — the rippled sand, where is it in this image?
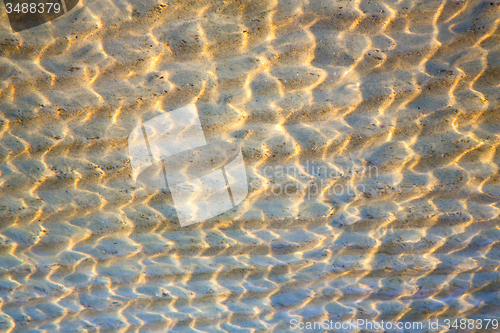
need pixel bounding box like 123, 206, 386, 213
0, 0, 499, 331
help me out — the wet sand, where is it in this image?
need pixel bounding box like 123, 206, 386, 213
0, 0, 499, 331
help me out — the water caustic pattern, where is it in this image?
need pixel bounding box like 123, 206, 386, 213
0, 0, 499, 331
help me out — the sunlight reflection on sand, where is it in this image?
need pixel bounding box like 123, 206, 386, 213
0, 0, 499, 331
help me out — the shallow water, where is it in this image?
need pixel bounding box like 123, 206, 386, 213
0, 0, 499, 332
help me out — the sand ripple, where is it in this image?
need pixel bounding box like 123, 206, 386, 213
0, 0, 499, 331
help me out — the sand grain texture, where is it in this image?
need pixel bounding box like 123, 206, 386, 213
0, 0, 499, 331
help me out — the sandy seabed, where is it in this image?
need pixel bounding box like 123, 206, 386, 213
0, 0, 499, 332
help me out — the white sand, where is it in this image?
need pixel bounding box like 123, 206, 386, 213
0, 0, 499, 331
